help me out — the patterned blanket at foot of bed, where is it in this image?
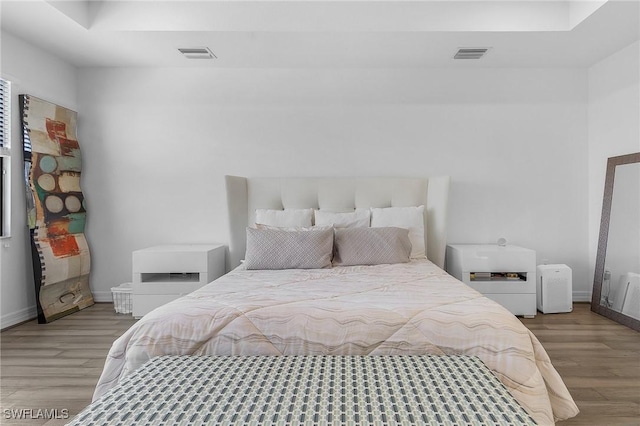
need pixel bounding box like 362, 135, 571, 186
71, 355, 537, 425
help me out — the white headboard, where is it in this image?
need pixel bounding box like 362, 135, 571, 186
225, 176, 450, 270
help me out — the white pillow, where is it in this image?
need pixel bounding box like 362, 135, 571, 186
370, 206, 426, 259
255, 208, 313, 228
314, 209, 371, 228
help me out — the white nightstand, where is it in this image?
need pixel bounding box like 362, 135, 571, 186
446, 244, 537, 317
132, 244, 225, 318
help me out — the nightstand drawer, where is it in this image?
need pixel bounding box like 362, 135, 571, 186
131, 244, 226, 318
446, 244, 537, 317
467, 278, 535, 294
133, 281, 204, 295
132, 294, 182, 317
133, 251, 209, 273
449, 245, 535, 272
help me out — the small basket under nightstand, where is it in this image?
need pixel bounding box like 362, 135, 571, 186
111, 282, 133, 314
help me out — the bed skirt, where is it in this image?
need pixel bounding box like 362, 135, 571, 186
72, 355, 537, 425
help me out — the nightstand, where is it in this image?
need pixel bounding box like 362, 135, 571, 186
446, 244, 537, 317
132, 244, 225, 318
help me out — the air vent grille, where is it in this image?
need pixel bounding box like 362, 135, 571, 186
454, 48, 490, 60
178, 47, 216, 59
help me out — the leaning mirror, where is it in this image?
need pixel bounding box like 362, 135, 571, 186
591, 152, 640, 331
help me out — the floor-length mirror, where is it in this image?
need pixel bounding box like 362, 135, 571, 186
591, 152, 640, 331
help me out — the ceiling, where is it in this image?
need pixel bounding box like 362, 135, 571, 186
0, 0, 638, 68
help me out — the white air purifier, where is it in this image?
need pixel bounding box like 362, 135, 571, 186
537, 264, 573, 313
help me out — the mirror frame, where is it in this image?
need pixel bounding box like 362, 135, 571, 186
591, 152, 640, 331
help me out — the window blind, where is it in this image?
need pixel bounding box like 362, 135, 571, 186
0, 78, 9, 149
0, 78, 10, 237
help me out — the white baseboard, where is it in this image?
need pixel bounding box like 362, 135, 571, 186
572, 291, 592, 303
1, 305, 36, 329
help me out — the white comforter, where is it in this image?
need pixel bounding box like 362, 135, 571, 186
95, 260, 578, 424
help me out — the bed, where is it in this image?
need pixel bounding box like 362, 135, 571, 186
93, 176, 578, 425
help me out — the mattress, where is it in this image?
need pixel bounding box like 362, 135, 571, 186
94, 260, 578, 424
76, 355, 536, 426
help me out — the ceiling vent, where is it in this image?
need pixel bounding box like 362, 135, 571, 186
453, 48, 490, 60
178, 47, 216, 59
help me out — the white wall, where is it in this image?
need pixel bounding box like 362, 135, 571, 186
0, 31, 78, 328
77, 67, 589, 301
587, 40, 640, 302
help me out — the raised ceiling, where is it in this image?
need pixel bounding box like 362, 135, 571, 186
1, 0, 638, 68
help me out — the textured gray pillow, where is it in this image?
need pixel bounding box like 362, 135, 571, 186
244, 227, 333, 270
333, 227, 412, 266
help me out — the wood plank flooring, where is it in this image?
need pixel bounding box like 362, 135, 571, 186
0, 304, 136, 426
520, 303, 640, 425
0, 302, 638, 425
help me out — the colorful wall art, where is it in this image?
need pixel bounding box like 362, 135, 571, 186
20, 95, 94, 323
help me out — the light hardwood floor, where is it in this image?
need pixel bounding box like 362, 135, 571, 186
0, 302, 638, 425
520, 304, 640, 425
0, 304, 137, 426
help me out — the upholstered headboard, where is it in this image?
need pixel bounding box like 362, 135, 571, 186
225, 176, 450, 270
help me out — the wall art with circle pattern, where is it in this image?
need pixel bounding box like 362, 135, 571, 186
20, 95, 94, 323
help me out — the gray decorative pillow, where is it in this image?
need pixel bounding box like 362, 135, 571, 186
333, 227, 412, 266
244, 227, 334, 270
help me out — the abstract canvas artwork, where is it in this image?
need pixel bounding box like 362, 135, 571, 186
20, 95, 94, 323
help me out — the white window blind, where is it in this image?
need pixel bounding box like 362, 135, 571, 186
0, 78, 9, 149
1, 78, 10, 237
